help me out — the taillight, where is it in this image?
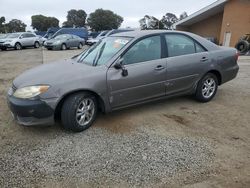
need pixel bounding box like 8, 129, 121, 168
235, 51, 239, 62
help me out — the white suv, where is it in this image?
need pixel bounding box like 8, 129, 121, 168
0, 32, 40, 50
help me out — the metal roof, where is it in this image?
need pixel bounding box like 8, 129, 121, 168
174, 0, 227, 27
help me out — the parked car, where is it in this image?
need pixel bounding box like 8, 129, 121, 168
0, 32, 40, 50
86, 30, 109, 45
0, 33, 8, 39
7, 30, 239, 132
51, 28, 88, 40
86, 29, 135, 46
44, 34, 85, 50
88, 31, 101, 39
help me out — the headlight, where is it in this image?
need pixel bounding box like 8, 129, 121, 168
54, 40, 61, 44
13, 85, 50, 99
5, 40, 12, 42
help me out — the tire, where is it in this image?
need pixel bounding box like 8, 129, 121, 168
61, 92, 98, 132
78, 42, 83, 49
15, 42, 22, 50
195, 73, 218, 103
34, 41, 40, 48
235, 40, 249, 55
61, 43, 67, 50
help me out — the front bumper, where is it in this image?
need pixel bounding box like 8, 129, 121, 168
44, 44, 61, 50
0, 43, 13, 48
86, 40, 97, 46
7, 95, 55, 126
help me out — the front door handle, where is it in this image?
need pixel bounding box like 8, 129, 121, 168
201, 57, 209, 62
155, 65, 165, 71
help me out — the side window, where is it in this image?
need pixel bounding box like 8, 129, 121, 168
165, 34, 196, 57
195, 43, 206, 53
27, 33, 35, 38
123, 36, 161, 65
21, 34, 29, 38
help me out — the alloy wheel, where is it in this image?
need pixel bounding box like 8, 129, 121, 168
202, 77, 216, 98
75, 98, 95, 126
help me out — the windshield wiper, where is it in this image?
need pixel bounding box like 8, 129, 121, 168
93, 43, 106, 66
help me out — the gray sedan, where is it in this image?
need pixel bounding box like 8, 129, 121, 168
7, 30, 239, 132
44, 34, 85, 50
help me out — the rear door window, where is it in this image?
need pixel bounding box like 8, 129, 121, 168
165, 34, 206, 57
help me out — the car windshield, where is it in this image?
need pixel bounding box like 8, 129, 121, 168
77, 37, 131, 66
7, 33, 20, 38
54, 35, 70, 39
0, 34, 7, 39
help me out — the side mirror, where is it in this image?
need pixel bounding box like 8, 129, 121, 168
19, 36, 23, 39
114, 58, 128, 77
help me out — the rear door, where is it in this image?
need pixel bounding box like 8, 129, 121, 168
107, 35, 167, 108
66, 35, 75, 47
164, 34, 209, 95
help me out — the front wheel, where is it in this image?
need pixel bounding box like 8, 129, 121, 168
34, 41, 40, 48
195, 73, 218, 102
15, 43, 22, 50
61, 92, 98, 132
61, 43, 67, 50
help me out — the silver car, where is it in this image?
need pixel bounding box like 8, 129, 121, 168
44, 34, 85, 50
7, 30, 239, 132
0, 32, 40, 50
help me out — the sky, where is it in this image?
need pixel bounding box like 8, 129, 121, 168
0, 0, 217, 30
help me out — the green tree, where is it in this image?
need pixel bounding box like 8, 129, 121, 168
0, 16, 6, 33
31, 15, 59, 31
63, 9, 87, 27
161, 13, 178, 30
87, 9, 123, 31
139, 15, 164, 30
5, 19, 26, 32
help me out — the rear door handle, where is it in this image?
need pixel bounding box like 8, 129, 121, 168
201, 57, 209, 62
155, 65, 165, 71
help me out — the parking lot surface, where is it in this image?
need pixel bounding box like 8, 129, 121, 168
0, 48, 250, 188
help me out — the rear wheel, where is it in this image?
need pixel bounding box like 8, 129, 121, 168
195, 73, 218, 102
15, 43, 22, 50
78, 42, 83, 49
61, 92, 98, 132
61, 43, 67, 50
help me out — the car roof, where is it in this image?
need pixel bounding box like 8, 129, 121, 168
111, 30, 191, 38
111, 30, 220, 51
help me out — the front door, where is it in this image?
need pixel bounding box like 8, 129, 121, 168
20, 33, 30, 46
107, 35, 166, 108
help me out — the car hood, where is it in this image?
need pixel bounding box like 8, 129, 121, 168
13, 59, 95, 88
45, 39, 59, 43
0, 37, 14, 42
